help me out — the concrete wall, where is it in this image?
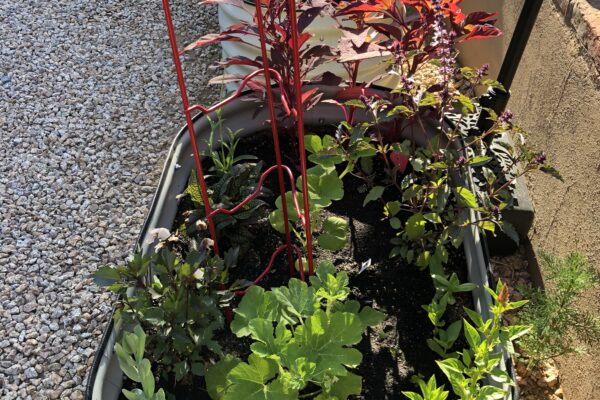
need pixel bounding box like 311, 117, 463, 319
497, 2, 600, 399
459, 0, 524, 80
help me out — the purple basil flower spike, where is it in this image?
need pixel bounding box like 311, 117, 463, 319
535, 151, 547, 165
498, 110, 514, 125
476, 64, 490, 79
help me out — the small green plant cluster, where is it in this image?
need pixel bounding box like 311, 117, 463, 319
303, 80, 558, 387
183, 162, 269, 250
180, 110, 269, 252
404, 281, 530, 400
309, 66, 560, 400
436, 280, 529, 399
402, 376, 449, 400
424, 273, 477, 357
114, 326, 167, 400
304, 131, 377, 181
268, 155, 349, 252
270, 127, 380, 255
204, 108, 258, 177
205, 262, 385, 399
342, 83, 559, 274
94, 240, 236, 386
517, 251, 600, 366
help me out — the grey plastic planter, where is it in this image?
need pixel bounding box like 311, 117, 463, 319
85, 86, 516, 400
486, 132, 535, 256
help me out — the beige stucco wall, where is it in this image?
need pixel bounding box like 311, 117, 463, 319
458, 1, 528, 80
490, 1, 600, 399
458, 1, 516, 79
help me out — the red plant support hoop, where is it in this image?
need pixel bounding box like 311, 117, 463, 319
161, 0, 315, 289
252, 0, 295, 277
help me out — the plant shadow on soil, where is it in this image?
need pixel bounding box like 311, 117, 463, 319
318, 174, 471, 399
122, 130, 472, 400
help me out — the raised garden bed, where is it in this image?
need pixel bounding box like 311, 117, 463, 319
85, 0, 560, 399
86, 92, 516, 400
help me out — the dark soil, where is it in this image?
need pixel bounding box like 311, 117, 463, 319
122, 129, 473, 399
315, 174, 471, 398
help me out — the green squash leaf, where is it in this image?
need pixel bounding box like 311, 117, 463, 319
358, 306, 385, 327
223, 354, 297, 400
272, 278, 317, 322
317, 372, 362, 400
206, 356, 241, 400
231, 286, 282, 337
318, 216, 348, 251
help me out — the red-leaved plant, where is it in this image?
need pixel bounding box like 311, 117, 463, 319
186, 0, 339, 130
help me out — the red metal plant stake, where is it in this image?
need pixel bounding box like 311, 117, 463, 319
161, 0, 315, 291
206, 165, 302, 224
253, 0, 296, 276
161, 0, 219, 254
234, 243, 305, 297
286, 0, 315, 275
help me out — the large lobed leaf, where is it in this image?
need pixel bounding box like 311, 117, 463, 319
212, 263, 385, 399
231, 286, 283, 337
223, 354, 297, 400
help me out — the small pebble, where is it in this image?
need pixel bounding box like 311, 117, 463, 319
0, 0, 221, 397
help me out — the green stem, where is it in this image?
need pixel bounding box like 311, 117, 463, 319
489, 165, 534, 198
299, 389, 323, 398
325, 298, 333, 316
339, 161, 355, 179
123, 297, 145, 328
458, 122, 499, 152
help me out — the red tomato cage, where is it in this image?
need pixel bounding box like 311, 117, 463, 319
161, 0, 316, 290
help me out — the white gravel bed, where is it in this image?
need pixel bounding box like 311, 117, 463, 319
0, 0, 221, 398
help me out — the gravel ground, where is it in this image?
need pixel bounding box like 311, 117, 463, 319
0, 1, 220, 398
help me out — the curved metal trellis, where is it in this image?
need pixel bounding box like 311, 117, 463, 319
161, 0, 315, 289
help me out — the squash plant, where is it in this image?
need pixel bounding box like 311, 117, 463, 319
205, 262, 385, 399
268, 162, 349, 252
